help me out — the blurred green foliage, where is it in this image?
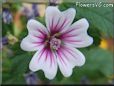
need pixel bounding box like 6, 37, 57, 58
2, 2, 114, 85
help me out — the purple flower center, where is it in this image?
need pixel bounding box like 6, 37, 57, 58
42, 33, 62, 50
50, 37, 61, 50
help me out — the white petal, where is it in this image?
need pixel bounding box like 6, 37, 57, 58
45, 6, 76, 33
61, 18, 93, 48
20, 35, 44, 51
27, 19, 48, 35
21, 19, 48, 51
29, 48, 57, 80
60, 8, 76, 32
45, 6, 61, 32
56, 45, 85, 77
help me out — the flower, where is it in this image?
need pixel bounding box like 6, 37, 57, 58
20, 6, 34, 19
49, 0, 58, 6
20, 4, 39, 20
32, 4, 39, 17
80, 76, 90, 84
2, 37, 8, 45
2, 8, 13, 24
24, 72, 40, 85
21, 6, 93, 79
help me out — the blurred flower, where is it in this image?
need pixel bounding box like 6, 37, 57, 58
99, 38, 108, 50
21, 6, 93, 79
99, 38, 114, 51
2, 8, 13, 24
1, 37, 14, 57
22, 6, 34, 19
7, 33, 18, 45
80, 76, 90, 84
49, 0, 63, 6
32, 4, 39, 17
0, 37, 8, 51
24, 72, 40, 85
2, 37, 8, 45
49, 0, 58, 6
20, 4, 39, 20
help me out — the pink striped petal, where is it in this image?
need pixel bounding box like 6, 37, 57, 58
60, 8, 76, 33
45, 6, 60, 33
27, 19, 48, 36
21, 19, 48, 51
61, 18, 93, 48
29, 47, 57, 80
45, 6, 76, 33
20, 35, 44, 51
56, 45, 85, 77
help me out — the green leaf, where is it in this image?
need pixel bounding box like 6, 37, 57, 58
2, 23, 14, 36
2, 51, 12, 84
88, 26, 101, 47
36, 17, 46, 26
2, 53, 33, 84
72, 47, 113, 84
8, 42, 26, 55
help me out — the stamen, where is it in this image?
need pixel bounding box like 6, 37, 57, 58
50, 37, 61, 50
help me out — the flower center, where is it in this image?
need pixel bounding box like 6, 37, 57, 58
50, 37, 61, 50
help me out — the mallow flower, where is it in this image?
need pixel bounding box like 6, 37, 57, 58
3, 8, 13, 24
24, 72, 39, 85
21, 6, 93, 79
